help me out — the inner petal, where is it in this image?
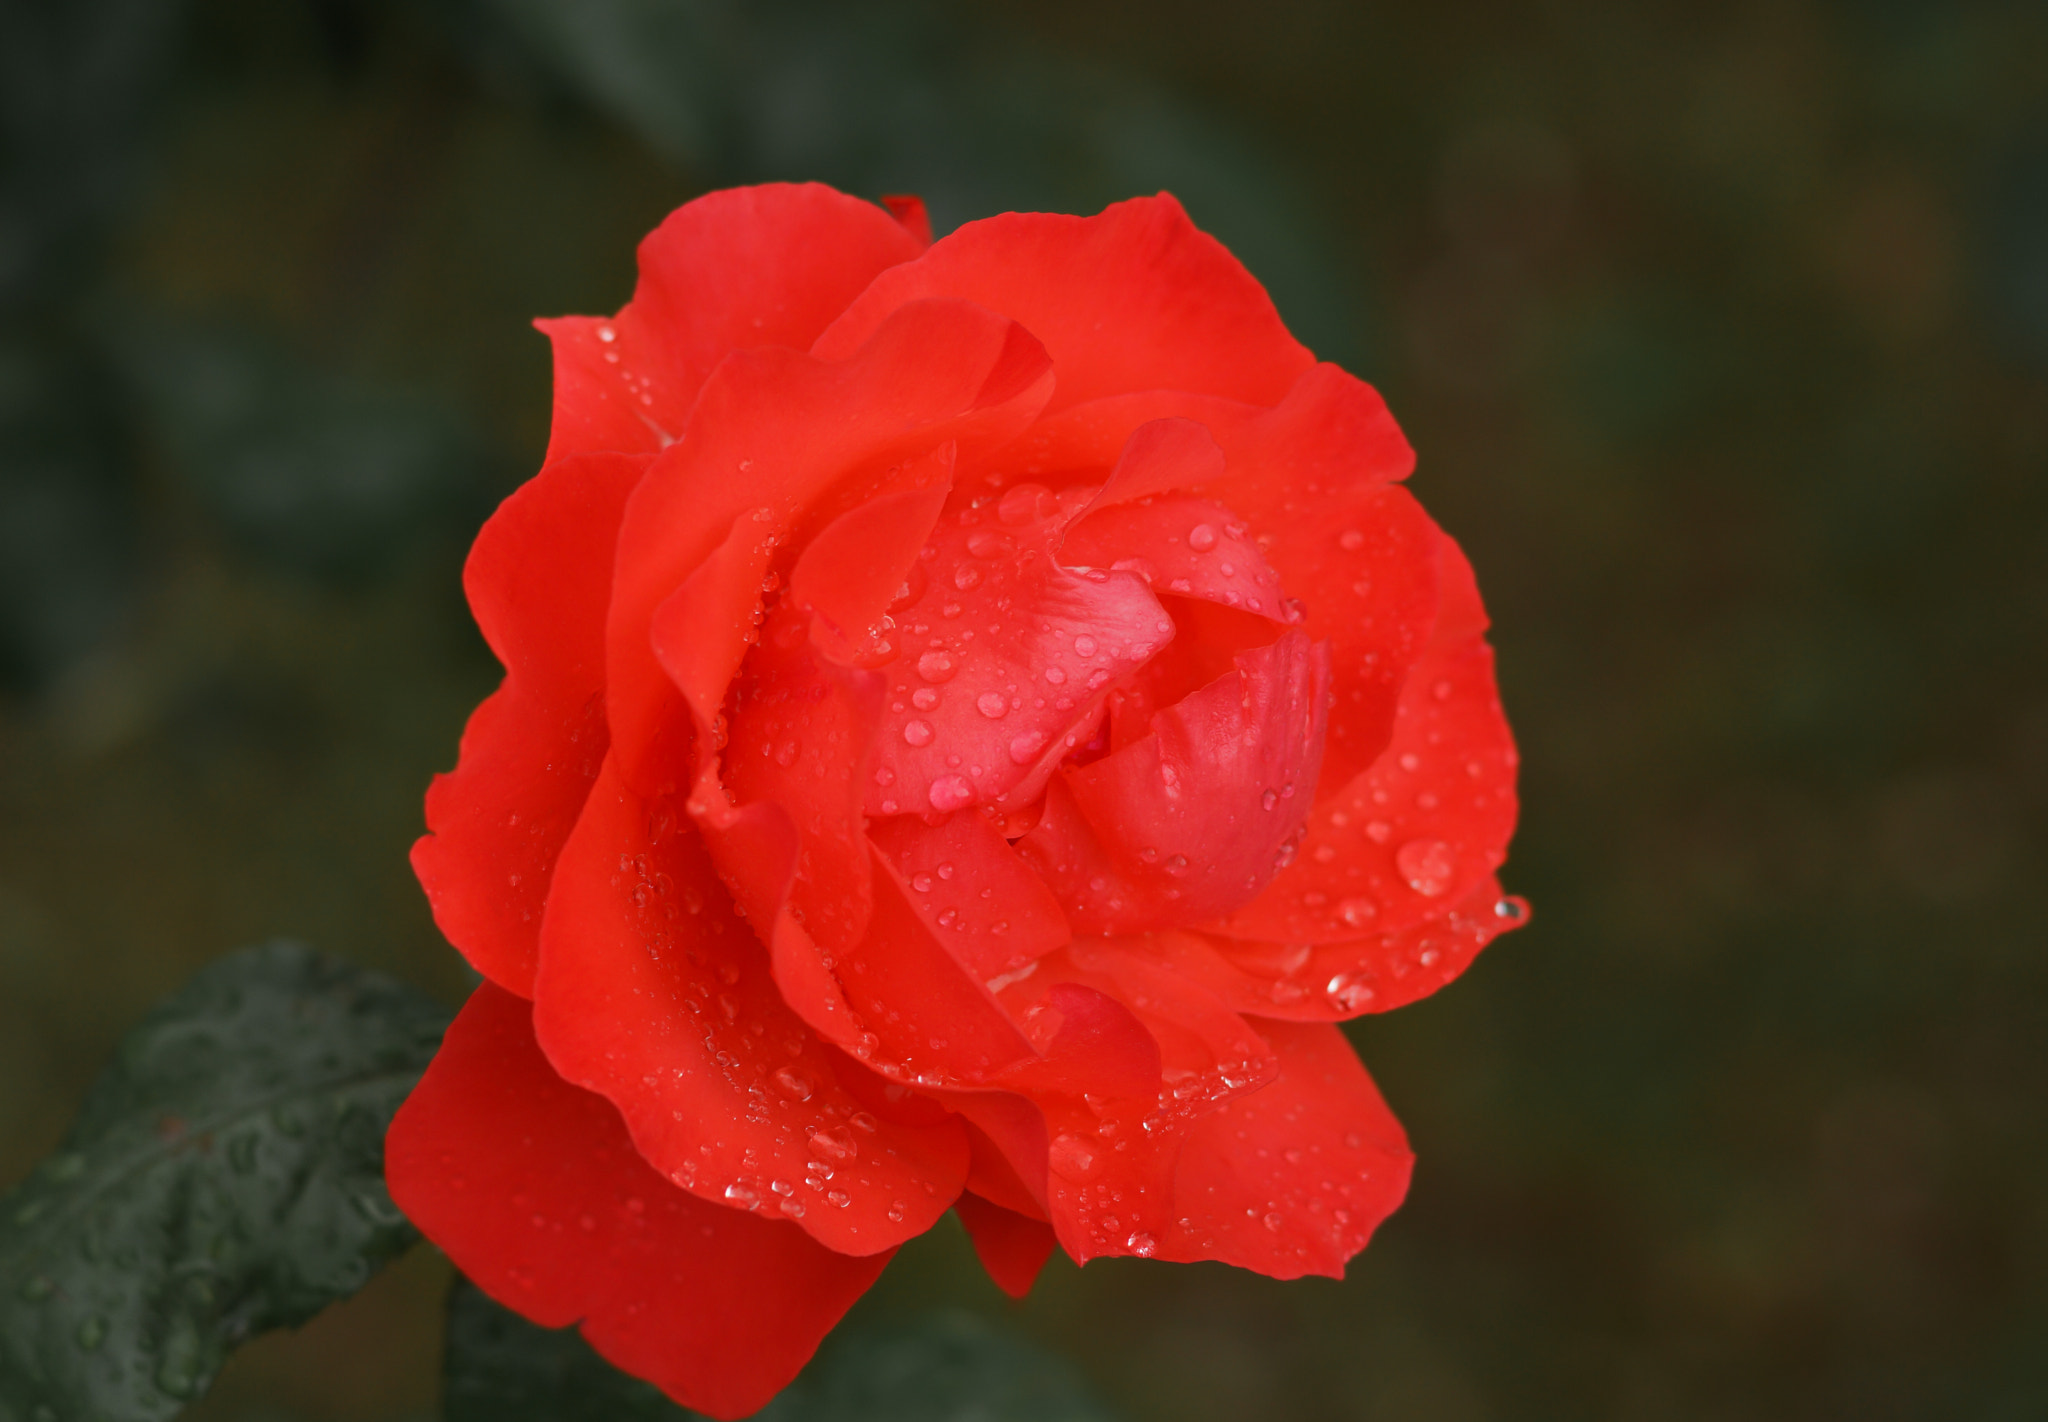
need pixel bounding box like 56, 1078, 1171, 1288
864, 495, 1174, 818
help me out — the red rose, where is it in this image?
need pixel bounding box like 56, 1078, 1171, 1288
386, 183, 1523, 1418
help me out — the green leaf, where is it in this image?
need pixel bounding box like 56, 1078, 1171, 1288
0, 941, 451, 1422
445, 1277, 1122, 1422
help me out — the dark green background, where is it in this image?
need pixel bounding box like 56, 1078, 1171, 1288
3, 0, 2043, 1418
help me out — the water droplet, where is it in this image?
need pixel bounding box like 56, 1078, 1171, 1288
998, 483, 1052, 525
1073, 634, 1098, 657
1048, 1134, 1099, 1179
1044, 665, 1067, 685
917, 650, 957, 682
826, 1190, 853, 1208
1365, 820, 1393, 844
1188, 523, 1218, 551
929, 774, 974, 811
1398, 752, 1422, 772
902, 719, 934, 747
810, 1126, 859, 1162
1336, 897, 1377, 927
1262, 1211, 1284, 1232
1261, 788, 1279, 811
1495, 896, 1529, 921
1338, 529, 1365, 551
1395, 839, 1456, 896
773, 1067, 814, 1101
1327, 972, 1376, 1012
953, 565, 982, 590
725, 1182, 759, 1206
1125, 1231, 1157, 1256
1009, 729, 1049, 764
911, 686, 939, 710
874, 765, 896, 786
966, 530, 1012, 558
774, 740, 800, 767
770, 1178, 796, 1196
911, 872, 934, 893
976, 691, 1008, 718
1163, 854, 1189, 876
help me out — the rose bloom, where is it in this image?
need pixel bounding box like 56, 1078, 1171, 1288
387, 184, 1523, 1418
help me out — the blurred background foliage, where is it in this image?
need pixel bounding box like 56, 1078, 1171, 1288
1, 0, 2044, 1417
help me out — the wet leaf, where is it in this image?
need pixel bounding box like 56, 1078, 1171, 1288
0, 941, 450, 1422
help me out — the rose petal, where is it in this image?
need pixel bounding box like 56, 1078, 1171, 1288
538, 183, 925, 462
533, 755, 970, 1253
815, 194, 1316, 413
954, 1192, 1058, 1299
1065, 493, 1290, 623
863, 497, 1173, 818
1159, 877, 1526, 1021
867, 812, 1072, 982
1211, 532, 1518, 945
1018, 631, 1332, 933
385, 983, 892, 1420
1157, 1018, 1413, 1279
607, 296, 1055, 799
413, 451, 647, 996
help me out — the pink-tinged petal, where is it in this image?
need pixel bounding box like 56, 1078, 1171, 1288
954, 1192, 1057, 1299
1157, 1019, 1412, 1280
1018, 632, 1332, 933
1064, 494, 1290, 622
538, 184, 926, 462
867, 812, 1072, 982
1155, 878, 1528, 1021
385, 983, 891, 1421
607, 298, 1054, 800
815, 194, 1316, 413
413, 452, 648, 996
863, 495, 1173, 818
532, 755, 969, 1254
1212, 532, 1518, 946
994, 373, 1436, 791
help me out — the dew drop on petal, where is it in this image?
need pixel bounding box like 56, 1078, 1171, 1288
1188, 523, 1218, 551
902, 719, 934, 747
1338, 529, 1365, 551
1073, 634, 1098, 657
1048, 1134, 1100, 1179
917, 650, 957, 682
929, 774, 974, 811
976, 691, 1008, 719
1009, 729, 1050, 764
911, 686, 940, 710
1395, 839, 1456, 896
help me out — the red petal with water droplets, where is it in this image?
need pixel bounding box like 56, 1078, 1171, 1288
789, 474, 952, 665
814, 195, 1315, 416
538, 184, 924, 462
1018, 632, 1331, 933
1156, 876, 1525, 1021
1156, 1019, 1412, 1279
863, 499, 1172, 818
413, 452, 647, 997
532, 755, 969, 1254
385, 983, 891, 1421
607, 298, 1054, 799
867, 812, 1071, 982
955, 1192, 1057, 1299
1212, 532, 1518, 948
1065, 495, 1289, 621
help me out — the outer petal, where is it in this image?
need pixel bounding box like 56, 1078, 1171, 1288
1157, 1018, 1413, 1279
413, 452, 648, 996
954, 1192, 1057, 1299
608, 296, 1055, 800
815, 194, 1317, 413
385, 983, 891, 1420
532, 755, 971, 1254
538, 183, 926, 462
